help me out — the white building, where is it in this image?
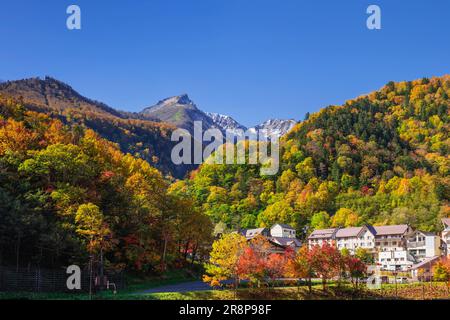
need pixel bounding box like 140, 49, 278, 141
378, 250, 414, 271
442, 218, 450, 257
270, 224, 296, 239
372, 225, 414, 271
406, 230, 441, 262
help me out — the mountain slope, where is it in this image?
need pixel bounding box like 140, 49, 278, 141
140, 94, 218, 134
172, 76, 450, 235
0, 77, 124, 117
0, 77, 192, 178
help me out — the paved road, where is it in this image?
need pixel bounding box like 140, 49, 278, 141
138, 281, 212, 294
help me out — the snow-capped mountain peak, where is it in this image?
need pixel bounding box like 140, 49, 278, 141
251, 119, 297, 137
206, 112, 248, 132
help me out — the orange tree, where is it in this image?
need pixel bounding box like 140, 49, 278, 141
433, 258, 450, 293
236, 236, 273, 287
310, 242, 341, 291
285, 245, 315, 294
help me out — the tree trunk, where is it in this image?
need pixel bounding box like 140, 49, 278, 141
184, 242, 189, 262
161, 234, 168, 271
308, 276, 312, 294
191, 243, 198, 264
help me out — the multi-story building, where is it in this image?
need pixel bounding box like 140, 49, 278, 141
442, 218, 450, 257
308, 228, 338, 248
371, 225, 414, 271
406, 230, 441, 262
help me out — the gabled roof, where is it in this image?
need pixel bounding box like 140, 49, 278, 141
308, 228, 337, 240
335, 226, 365, 238
269, 237, 302, 247
373, 224, 409, 236
408, 230, 436, 237
410, 256, 441, 270
242, 228, 269, 239
272, 223, 295, 230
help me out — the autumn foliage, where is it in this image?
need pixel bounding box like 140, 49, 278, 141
0, 96, 212, 273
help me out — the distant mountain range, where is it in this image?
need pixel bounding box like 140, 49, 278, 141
0, 77, 297, 177
140, 94, 297, 137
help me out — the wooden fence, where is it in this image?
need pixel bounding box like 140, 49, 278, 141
0, 265, 125, 293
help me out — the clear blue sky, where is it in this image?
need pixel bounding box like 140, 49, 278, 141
1, 1, 449, 126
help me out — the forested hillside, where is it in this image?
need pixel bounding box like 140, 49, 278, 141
0, 77, 194, 178
172, 76, 449, 236
0, 96, 212, 270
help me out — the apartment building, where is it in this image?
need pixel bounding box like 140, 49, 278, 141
307, 224, 439, 271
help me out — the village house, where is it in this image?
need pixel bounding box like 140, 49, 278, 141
240, 224, 301, 253
270, 224, 296, 238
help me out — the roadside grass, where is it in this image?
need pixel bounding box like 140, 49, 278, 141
1, 280, 448, 300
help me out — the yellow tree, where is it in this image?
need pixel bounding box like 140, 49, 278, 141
75, 203, 112, 254
203, 233, 248, 290
331, 208, 359, 227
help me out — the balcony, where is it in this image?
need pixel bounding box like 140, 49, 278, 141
407, 241, 426, 248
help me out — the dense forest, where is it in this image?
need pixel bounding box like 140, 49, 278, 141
0, 96, 212, 271
172, 76, 449, 236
